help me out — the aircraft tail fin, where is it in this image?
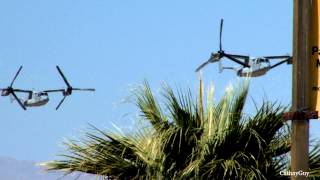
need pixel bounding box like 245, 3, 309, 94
219, 61, 223, 73
10, 95, 15, 103
219, 61, 238, 73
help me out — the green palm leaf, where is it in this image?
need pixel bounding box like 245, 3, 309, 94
42, 80, 320, 180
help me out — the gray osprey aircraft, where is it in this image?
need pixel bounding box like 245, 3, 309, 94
195, 19, 292, 77
0, 66, 95, 110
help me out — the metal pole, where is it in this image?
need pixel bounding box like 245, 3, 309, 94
291, 0, 312, 179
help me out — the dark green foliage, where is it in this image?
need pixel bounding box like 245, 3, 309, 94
43, 80, 320, 179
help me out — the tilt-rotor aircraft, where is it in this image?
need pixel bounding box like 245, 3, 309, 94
195, 19, 292, 77
0, 66, 95, 110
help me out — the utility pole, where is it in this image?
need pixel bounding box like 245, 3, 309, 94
290, 0, 314, 179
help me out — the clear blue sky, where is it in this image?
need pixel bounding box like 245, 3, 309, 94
0, 0, 318, 161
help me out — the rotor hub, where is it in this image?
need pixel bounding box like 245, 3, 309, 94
63, 87, 73, 96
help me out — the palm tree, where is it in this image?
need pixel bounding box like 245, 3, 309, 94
43, 80, 320, 179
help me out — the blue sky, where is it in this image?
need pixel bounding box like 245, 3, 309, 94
0, 0, 318, 161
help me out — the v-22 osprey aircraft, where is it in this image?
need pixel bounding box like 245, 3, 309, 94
1, 66, 95, 110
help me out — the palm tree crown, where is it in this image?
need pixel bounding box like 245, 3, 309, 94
43, 80, 320, 179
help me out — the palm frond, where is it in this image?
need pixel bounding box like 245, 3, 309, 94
43, 80, 320, 179
135, 81, 169, 132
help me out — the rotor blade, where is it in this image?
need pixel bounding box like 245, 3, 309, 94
224, 54, 250, 67
263, 55, 291, 59
10, 66, 23, 87
56, 66, 71, 88
269, 59, 289, 69
195, 60, 211, 72
219, 19, 224, 51
11, 92, 26, 110
56, 96, 67, 110
195, 57, 218, 72
72, 88, 95, 91
43, 89, 65, 93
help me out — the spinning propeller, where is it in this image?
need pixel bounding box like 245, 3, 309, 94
45, 66, 95, 110
0, 66, 31, 110
195, 19, 250, 72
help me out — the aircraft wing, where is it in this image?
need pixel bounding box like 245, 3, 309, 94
13, 89, 33, 93
43, 89, 65, 93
